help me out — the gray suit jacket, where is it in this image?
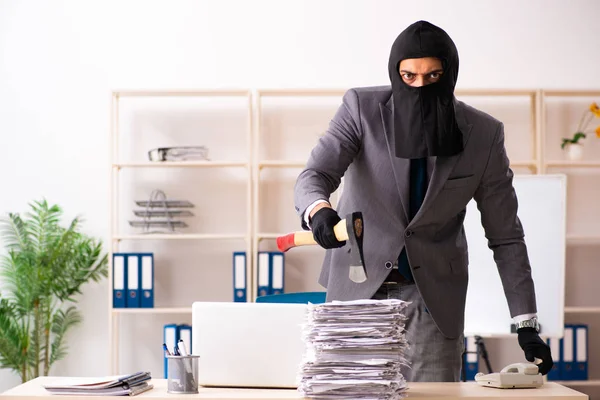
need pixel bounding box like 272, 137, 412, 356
294, 86, 537, 339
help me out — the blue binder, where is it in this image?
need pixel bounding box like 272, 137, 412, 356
233, 252, 247, 302
463, 336, 478, 381
163, 323, 178, 378
112, 253, 127, 308
257, 252, 270, 297
546, 337, 561, 380
178, 324, 192, 354
269, 252, 285, 295
561, 324, 575, 380
574, 324, 588, 380
126, 254, 141, 307
139, 253, 154, 308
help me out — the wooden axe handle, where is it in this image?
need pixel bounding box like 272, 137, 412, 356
276, 219, 349, 252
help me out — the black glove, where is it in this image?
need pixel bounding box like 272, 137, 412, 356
310, 207, 346, 249
517, 327, 553, 375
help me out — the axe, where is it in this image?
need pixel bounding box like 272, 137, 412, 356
276, 211, 367, 283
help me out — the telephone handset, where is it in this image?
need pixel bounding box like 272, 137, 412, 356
475, 362, 543, 389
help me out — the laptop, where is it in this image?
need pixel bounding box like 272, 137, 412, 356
191, 301, 307, 388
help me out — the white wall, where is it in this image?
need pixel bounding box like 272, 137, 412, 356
1, 0, 599, 391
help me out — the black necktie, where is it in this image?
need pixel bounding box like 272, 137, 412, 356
397, 157, 428, 281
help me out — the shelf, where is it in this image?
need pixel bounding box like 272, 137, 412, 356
113, 161, 248, 168
257, 160, 535, 169
113, 233, 247, 241
257, 88, 347, 97
258, 160, 306, 169
259, 233, 600, 244
112, 89, 250, 97
543, 90, 600, 97
545, 161, 600, 168
455, 89, 537, 96
256, 88, 541, 97
112, 307, 192, 314
564, 306, 600, 313
567, 235, 600, 245
552, 380, 600, 386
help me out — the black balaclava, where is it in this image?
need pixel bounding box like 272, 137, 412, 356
388, 20, 463, 159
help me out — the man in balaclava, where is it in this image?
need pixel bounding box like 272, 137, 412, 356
294, 20, 553, 381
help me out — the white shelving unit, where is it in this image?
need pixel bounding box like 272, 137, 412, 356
107, 87, 600, 386
108, 89, 253, 374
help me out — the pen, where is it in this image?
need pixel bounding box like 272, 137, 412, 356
173, 343, 181, 356
163, 343, 171, 356
177, 339, 189, 356
177, 339, 197, 390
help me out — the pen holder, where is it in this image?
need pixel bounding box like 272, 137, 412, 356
166, 355, 200, 394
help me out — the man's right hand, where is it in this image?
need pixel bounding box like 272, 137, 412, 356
309, 207, 346, 249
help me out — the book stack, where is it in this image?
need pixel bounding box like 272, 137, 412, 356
298, 299, 410, 399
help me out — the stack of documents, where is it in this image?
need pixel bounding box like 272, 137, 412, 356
43, 371, 153, 396
298, 299, 410, 399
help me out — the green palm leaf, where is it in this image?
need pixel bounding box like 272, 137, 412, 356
0, 213, 30, 252
49, 307, 82, 366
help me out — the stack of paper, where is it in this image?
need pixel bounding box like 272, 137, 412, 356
43, 371, 153, 396
298, 299, 410, 399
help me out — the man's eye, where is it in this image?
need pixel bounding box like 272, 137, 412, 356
429, 72, 441, 79
402, 73, 414, 80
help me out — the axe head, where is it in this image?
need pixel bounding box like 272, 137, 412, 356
346, 211, 367, 283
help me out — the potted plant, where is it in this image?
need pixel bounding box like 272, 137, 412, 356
561, 102, 600, 160
0, 199, 108, 383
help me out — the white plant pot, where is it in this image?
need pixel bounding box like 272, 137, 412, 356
565, 143, 584, 161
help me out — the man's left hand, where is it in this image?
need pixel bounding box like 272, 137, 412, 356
517, 327, 553, 375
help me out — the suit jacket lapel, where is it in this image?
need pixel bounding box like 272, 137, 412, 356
380, 97, 410, 225
410, 99, 473, 226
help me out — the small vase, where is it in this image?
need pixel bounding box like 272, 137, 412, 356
565, 143, 584, 161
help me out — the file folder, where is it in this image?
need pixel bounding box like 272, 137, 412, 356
140, 253, 154, 308
269, 252, 284, 295
546, 337, 561, 380
163, 324, 178, 378
233, 252, 247, 302
126, 254, 140, 307
561, 325, 575, 380
574, 324, 588, 381
257, 252, 270, 297
178, 324, 192, 355
463, 336, 478, 381
112, 253, 127, 308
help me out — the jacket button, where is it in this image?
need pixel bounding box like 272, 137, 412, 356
405, 230, 413, 238
384, 261, 393, 270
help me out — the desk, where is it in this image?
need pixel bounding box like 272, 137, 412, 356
1, 377, 588, 400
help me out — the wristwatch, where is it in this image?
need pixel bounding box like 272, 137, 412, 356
515, 317, 540, 333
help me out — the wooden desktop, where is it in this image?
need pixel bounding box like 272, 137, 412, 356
1, 377, 588, 399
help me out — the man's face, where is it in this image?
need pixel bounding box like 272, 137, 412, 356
398, 57, 443, 87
